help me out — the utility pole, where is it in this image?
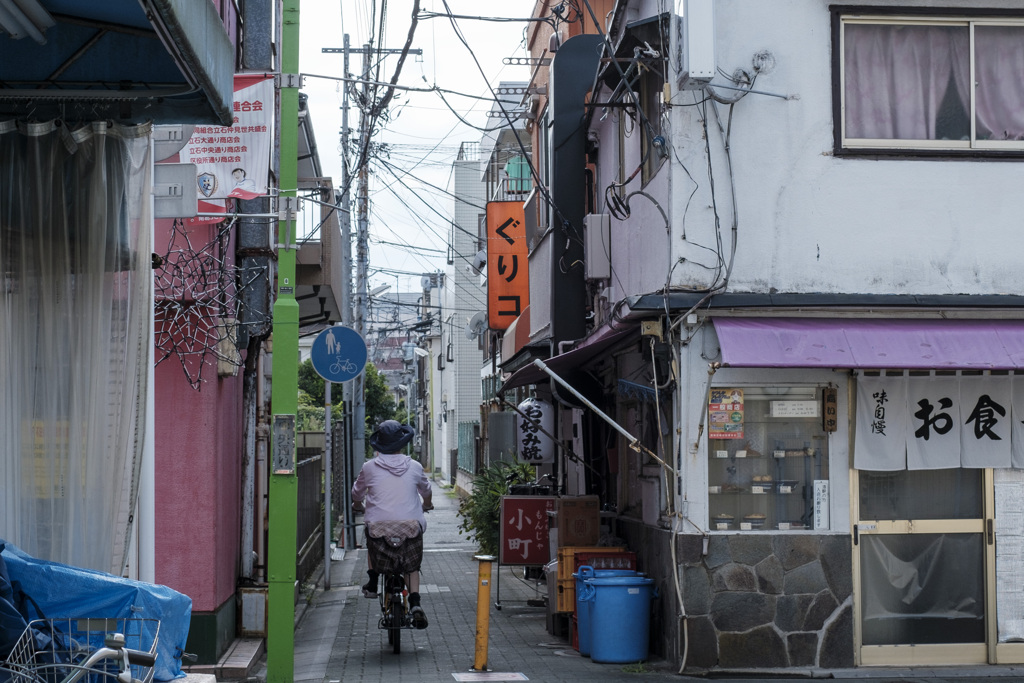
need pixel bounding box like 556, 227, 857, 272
337, 34, 356, 552
321, 41, 422, 471
267, 0, 300, 679
353, 42, 371, 470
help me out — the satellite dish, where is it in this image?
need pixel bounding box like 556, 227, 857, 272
472, 250, 487, 272
420, 274, 433, 290
465, 311, 487, 340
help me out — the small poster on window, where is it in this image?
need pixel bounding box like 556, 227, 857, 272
709, 388, 744, 439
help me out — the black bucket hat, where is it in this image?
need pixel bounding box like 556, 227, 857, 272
370, 420, 414, 454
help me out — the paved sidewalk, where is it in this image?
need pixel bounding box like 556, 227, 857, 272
248, 481, 1024, 683
252, 480, 679, 682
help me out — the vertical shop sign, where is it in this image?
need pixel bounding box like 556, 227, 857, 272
184, 74, 274, 201
708, 388, 744, 439
822, 386, 838, 432
499, 496, 556, 565
486, 201, 529, 330
517, 398, 555, 463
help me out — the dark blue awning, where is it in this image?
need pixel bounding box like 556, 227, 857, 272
0, 0, 233, 125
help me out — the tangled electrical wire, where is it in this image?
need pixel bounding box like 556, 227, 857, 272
154, 218, 268, 390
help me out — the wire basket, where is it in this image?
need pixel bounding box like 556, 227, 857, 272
2, 617, 159, 683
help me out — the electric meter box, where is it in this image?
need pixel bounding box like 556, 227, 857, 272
677, 0, 715, 90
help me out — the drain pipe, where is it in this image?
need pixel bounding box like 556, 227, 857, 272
693, 362, 721, 451
677, 360, 720, 674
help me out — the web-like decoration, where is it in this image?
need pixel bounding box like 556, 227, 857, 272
154, 218, 264, 389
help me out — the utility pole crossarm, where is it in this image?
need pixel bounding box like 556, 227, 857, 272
322, 47, 423, 55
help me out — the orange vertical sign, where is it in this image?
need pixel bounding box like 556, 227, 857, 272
486, 201, 529, 330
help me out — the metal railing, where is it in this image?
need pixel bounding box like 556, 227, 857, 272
296, 446, 323, 584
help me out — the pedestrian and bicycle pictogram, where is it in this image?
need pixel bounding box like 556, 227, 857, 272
310, 325, 367, 383
330, 358, 357, 375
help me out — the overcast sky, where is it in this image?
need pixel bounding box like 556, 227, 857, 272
297, 1, 534, 298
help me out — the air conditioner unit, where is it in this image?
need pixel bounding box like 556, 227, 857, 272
583, 213, 611, 281
677, 0, 715, 91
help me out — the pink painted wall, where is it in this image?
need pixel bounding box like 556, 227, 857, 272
154, 346, 244, 612
153, 217, 245, 613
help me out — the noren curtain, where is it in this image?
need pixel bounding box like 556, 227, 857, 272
0, 120, 152, 573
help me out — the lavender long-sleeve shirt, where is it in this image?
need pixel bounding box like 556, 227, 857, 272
351, 453, 431, 531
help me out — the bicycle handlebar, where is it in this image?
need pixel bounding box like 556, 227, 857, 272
125, 648, 157, 668
70, 646, 157, 683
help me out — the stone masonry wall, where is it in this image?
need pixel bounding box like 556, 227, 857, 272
618, 519, 854, 671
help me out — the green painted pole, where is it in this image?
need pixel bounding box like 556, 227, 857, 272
267, 0, 300, 680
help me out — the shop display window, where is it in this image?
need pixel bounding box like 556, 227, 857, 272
708, 386, 831, 531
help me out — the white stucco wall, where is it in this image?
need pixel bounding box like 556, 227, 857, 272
440, 156, 486, 482
594, 0, 1024, 300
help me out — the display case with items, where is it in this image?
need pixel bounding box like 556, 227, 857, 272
707, 386, 832, 531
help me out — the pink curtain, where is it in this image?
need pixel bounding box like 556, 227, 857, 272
845, 24, 969, 140
974, 25, 1024, 141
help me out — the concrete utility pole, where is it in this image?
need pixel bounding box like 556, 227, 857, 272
267, 0, 300, 679
321, 40, 422, 469
337, 34, 356, 552
353, 42, 371, 469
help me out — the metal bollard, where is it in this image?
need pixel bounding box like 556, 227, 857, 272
472, 555, 496, 671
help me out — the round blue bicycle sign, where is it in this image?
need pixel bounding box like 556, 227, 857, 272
310, 325, 367, 383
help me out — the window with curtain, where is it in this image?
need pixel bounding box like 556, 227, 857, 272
0, 120, 152, 574
840, 16, 1024, 151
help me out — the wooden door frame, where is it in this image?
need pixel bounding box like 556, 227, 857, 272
851, 468, 996, 666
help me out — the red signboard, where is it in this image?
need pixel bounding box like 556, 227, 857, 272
486, 201, 530, 330
499, 495, 556, 566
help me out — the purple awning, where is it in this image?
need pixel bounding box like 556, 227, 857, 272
714, 317, 1024, 369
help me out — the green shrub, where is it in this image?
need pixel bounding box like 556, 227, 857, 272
456, 460, 537, 556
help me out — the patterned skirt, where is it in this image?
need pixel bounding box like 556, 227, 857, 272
365, 520, 423, 575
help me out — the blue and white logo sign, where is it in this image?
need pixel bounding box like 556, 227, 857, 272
310, 325, 367, 383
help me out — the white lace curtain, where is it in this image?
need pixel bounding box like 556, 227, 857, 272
0, 120, 152, 573
845, 22, 1024, 142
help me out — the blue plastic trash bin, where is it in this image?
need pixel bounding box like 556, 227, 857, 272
574, 565, 638, 656
578, 574, 656, 663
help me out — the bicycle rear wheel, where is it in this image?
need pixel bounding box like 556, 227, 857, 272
391, 601, 403, 654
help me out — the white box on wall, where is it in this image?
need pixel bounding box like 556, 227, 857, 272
678, 0, 715, 90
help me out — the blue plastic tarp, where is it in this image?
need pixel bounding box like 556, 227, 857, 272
0, 549, 27, 661
0, 541, 191, 681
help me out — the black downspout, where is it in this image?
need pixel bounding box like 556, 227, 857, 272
549, 34, 604, 346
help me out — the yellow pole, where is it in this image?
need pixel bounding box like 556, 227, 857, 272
472, 555, 496, 671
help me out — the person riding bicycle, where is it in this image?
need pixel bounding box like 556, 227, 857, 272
351, 420, 433, 629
